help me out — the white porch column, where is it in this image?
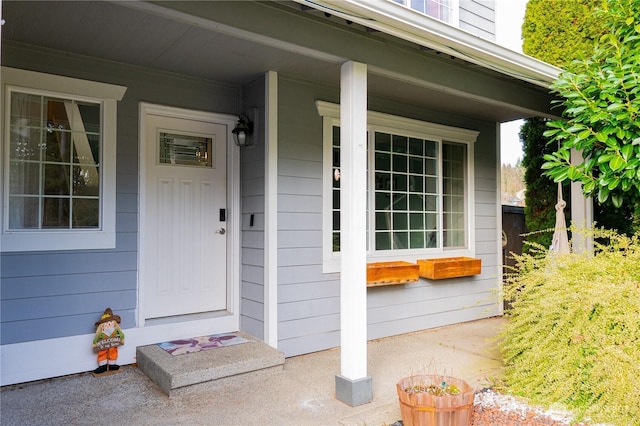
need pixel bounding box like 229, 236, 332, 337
335, 61, 372, 406
570, 148, 594, 253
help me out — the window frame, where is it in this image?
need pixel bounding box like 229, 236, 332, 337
317, 100, 478, 273
390, 0, 460, 26
1, 67, 126, 252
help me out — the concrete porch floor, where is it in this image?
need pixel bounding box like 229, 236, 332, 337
0, 317, 505, 426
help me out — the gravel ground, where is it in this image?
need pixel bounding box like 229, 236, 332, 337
471, 389, 590, 426
392, 389, 595, 426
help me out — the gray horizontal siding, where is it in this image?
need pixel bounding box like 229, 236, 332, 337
1, 42, 240, 345
1, 271, 136, 300
276, 76, 501, 358
240, 76, 266, 340
2, 311, 137, 345
459, 0, 496, 41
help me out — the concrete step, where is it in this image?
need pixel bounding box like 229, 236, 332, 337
136, 333, 285, 395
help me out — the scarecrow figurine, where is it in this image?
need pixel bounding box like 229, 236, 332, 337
92, 308, 125, 376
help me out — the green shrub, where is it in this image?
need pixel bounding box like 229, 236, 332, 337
500, 228, 640, 425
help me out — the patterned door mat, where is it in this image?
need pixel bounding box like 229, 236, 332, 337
158, 333, 250, 356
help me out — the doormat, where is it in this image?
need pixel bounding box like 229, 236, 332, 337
158, 333, 250, 356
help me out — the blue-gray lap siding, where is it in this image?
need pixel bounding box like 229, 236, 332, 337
460, 0, 496, 41
276, 76, 501, 357
240, 75, 267, 340
0, 43, 240, 345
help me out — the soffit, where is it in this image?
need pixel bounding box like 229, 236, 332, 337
0, 0, 554, 122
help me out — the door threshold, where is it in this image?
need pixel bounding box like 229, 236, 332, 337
145, 310, 232, 327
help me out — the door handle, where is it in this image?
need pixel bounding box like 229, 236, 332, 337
216, 228, 226, 235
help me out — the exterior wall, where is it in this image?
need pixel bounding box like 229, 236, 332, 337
277, 77, 340, 355
276, 75, 501, 357
240, 76, 267, 339
459, 0, 496, 41
0, 43, 240, 345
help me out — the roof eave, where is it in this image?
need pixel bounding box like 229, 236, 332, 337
294, 0, 561, 88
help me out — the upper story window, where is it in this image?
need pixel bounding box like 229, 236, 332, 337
391, 0, 457, 24
317, 101, 478, 272
1, 67, 126, 252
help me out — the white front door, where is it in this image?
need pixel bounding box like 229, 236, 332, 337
143, 112, 228, 319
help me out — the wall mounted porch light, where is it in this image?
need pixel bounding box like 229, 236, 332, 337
232, 113, 254, 147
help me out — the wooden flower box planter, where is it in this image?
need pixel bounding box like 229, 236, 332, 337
417, 257, 481, 280
366, 261, 419, 287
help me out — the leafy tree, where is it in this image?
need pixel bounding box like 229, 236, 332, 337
522, 0, 638, 235
542, 0, 640, 209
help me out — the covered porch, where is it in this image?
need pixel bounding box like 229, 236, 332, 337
2, 0, 561, 394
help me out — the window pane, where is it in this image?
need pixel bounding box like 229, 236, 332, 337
426, 231, 438, 248
425, 177, 437, 193
8, 90, 102, 231
9, 197, 39, 228
332, 189, 340, 210
424, 158, 437, 175
376, 232, 391, 250
332, 147, 340, 168
392, 135, 408, 153
425, 141, 437, 158
409, 194, 423, 211
393, 193, 407, 210
392, 174, 407, 191
376, 212, 390, 230
409, 175, 423, 192
425, 195, 437, 211
393, 212, 408, 230
77, 102, 101, 134
159, 132, 212, 167
409, 213, 424, 230
375, 172, 391, 190
333, 211, 340, 231
9, 161, 40, 194
72, 198, 99, 228
410, 0, 426, 13
44, 164, 70, 195
10, 127, 42, 161
73, 165, 100, 197
376, 152, 391, 171
42, 197, 70, 228
410, 232, 425, 249
73, 133, 100, 165
11, 92, 41, 128
45, 128, 72, 162
443, 142, 466, 248
333, 232, 340, 252
392, 232, 408, 249
409, 156, 423, 174
393, 154, 407, 173
375, 132, 391, 151
426, 213, 438, 230
375, 192, 391, 210
46, 99, 71, 130
408, 138, 423, 156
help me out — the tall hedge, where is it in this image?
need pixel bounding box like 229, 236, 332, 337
522, 0, 604, 66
